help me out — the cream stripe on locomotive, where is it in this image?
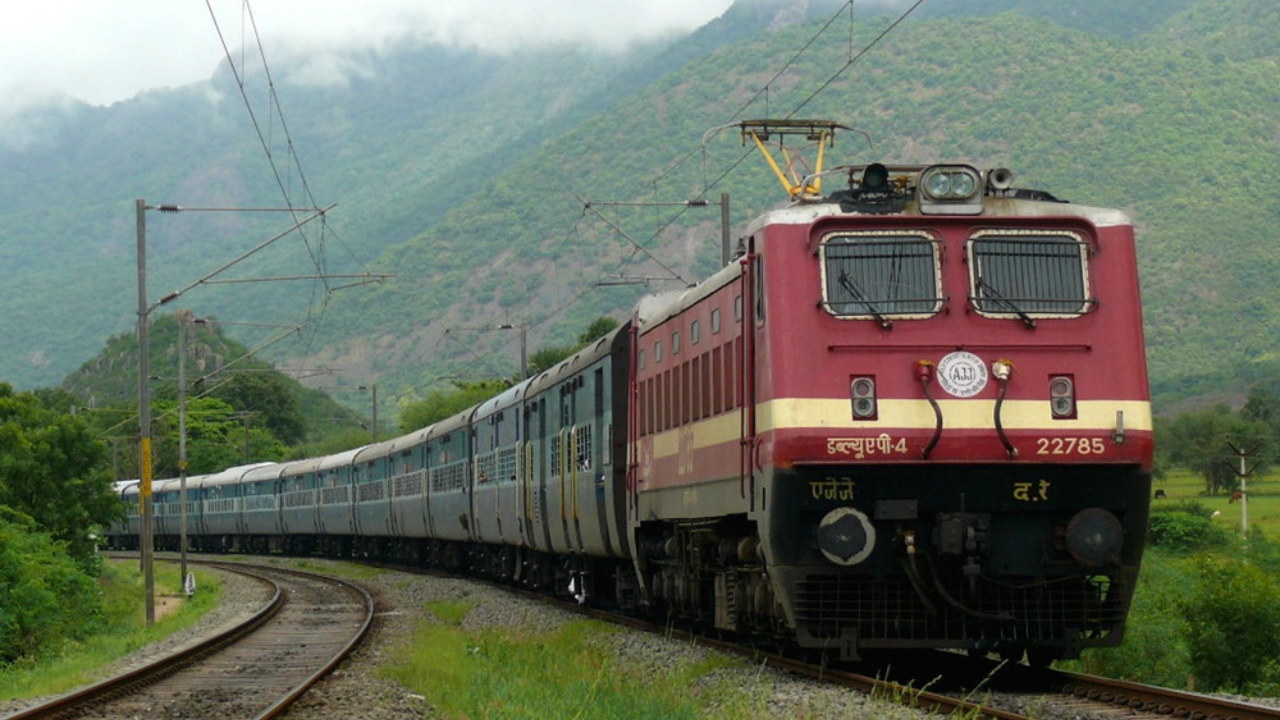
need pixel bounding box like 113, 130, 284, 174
647, 398, 1151, 458
760, 398, 1152, 434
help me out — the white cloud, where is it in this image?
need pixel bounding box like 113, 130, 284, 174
0, 0, 734, 113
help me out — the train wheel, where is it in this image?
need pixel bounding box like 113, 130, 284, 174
1025, 648, 1061, 669
998, 648, 1025, 664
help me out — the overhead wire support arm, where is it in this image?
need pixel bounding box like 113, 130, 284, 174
148, 205, 326, 214
581, 200, 713, 208
152, 204, 337, 310
575, 195, 688, 285
199, 273, 393, 286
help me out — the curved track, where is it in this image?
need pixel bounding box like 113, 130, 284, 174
862, 649, 1280, 720
1032, 668, 1280, 720
3, 562, 374, 720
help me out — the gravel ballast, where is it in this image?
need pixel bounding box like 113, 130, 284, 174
8, 556, 1276, 719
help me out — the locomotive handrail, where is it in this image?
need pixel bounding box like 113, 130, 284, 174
917, 361, 943, 460
992, 361, 1019, 459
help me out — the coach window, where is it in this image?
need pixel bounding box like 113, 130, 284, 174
664, 370, 674, 430
672, 330, 681, 355
754, 258, 766, 322
638, 349, 646, 371
701, 354, 712, 418
654, 340, 663, 363
712, 346, 723, 413
734, 295, 742, 322
711, 308, 721, 334
691, 319, 700, 345
682, 362, 693, 424
819, 231, 943, 320
967, 230, 1095, 320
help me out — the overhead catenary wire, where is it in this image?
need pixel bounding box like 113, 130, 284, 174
425, 1, 932, 380
203, 0, 385, 382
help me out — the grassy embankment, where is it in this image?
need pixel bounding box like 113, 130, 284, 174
381, 597, 772, 719
380, 471, 1280, 712
0, 559, 222, 702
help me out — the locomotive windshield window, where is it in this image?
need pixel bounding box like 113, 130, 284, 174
819, 232, 943, 318
968, 231, 1094, 317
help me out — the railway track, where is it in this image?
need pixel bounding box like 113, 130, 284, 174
1024, 666, 1280, 720
338, 556, 1280, 719
523, 584, 1280, 719
861, 648, 1280, 720
2, 562, 374, 720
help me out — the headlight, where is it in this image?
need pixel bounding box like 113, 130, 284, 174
1065, 508, 1123, 567
920, 165, 981, 201
817, 507, 877, 566
919, 164, 984, 215
925, 171, 952, 198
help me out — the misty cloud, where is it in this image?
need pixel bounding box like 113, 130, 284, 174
0, 0, 734, 114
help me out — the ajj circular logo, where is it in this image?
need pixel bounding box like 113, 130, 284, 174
937, 351, 988, 398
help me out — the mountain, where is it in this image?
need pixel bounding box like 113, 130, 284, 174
0, 0, 1277, 418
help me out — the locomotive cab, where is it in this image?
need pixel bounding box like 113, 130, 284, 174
746, 159, 1153, 661
628, 123, 1152, 664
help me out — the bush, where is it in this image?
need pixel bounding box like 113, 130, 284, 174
1147, 500, 1230, 551
1078, 549, 1192, 685
1180, 555, 1280, 692
0, 510, 104, 665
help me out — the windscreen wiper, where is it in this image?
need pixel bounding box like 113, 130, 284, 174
838, 270, 892, 329
976, 276, 1036, 328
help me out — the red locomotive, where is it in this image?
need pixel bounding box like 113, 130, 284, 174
628, 120, 1152, 663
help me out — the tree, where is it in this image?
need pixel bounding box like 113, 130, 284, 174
0, 384, 120, 568
1180, 555, 1280, 691
1241, 384, 1277, 426
150, 397, 288, 476
577, 316, 620, 345
527, 315, 622, 376
527, 345, 576, 376
0, 509, 104, 664
205, 372, 306, 446
399, 380, 511, 432
1158, 404, 1269, 494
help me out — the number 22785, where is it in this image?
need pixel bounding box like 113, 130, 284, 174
1036, 437, 1106, 455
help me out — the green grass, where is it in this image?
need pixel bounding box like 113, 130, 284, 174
381, 602, 768, 719
0, 559, 223, 702
1154, 468, 1280, 539
271, 556, 388, 581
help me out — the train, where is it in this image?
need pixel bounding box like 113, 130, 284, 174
108, 120, 1153, 665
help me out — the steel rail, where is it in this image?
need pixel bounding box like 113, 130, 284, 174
3, 561, 374, 720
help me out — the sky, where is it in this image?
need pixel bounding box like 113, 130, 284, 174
0, 0, 736, 114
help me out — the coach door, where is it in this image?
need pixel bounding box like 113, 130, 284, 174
521, 405, 537, 550
740, 237, 759, 509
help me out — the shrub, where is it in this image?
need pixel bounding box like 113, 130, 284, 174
1179, 555, 1280, 692
1147, 500, 1230, 551
1079, 549, 1191, 685
0, 510, 104, 665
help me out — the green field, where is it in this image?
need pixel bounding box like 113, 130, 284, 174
1152, 468, 1280, 539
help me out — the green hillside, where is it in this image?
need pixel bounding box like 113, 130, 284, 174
306, 0, 1280, 410
0, 0, 1276, 420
